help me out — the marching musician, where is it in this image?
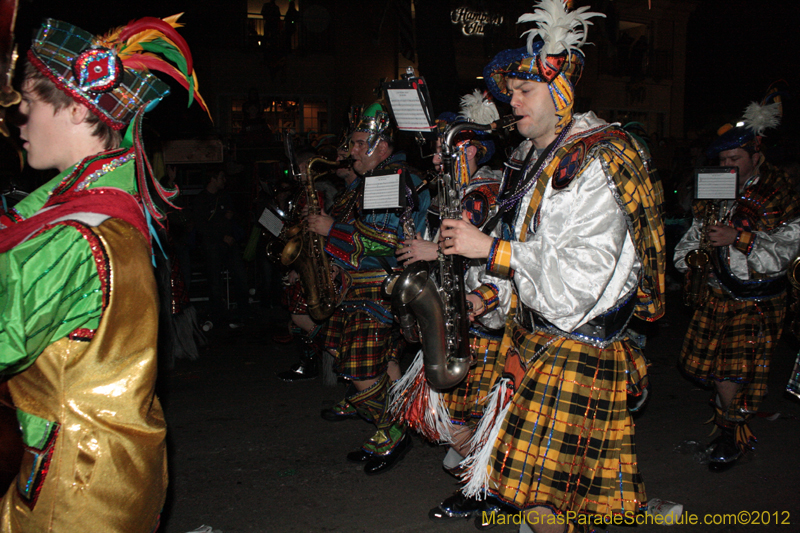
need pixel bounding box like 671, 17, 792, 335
438, 1, 666, 530
0, 15, 208, 531
674, 83, 800, 472
306, 102, 430, 475
388, 95, 506, 520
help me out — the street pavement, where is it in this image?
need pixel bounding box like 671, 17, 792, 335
156, 290, 800, 533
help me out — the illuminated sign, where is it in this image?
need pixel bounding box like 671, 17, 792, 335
451, 7, 503, 36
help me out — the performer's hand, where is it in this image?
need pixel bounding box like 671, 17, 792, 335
397, 232, 438, 264
440, 211, 493, 259
307, 214, 334, 236
466, 293, 484, 322
707, 224, 739, 247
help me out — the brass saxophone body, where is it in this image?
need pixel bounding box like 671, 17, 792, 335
684, 201, 720, 308
388, 116, 516, 389
280, 157, 341, 321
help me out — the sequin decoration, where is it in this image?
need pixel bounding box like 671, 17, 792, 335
72, 47, 123, 93
75, 153, 135, 192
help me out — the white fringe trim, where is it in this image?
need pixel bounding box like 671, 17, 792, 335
460, 377, 512, 500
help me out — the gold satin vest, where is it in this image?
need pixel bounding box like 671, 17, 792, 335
1, 219, 167, 533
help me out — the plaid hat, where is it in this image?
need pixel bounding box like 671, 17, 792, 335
353, 101, 393, 157
28, 15, 208, 131
483, 0, 604, 133
707, 81, 786, 158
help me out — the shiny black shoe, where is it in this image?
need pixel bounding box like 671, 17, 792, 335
346, 449, 373, 463
277, 363, 317, 382
707, 428, 741, 472
363, 434, 412, 475
429, 491, 486, 520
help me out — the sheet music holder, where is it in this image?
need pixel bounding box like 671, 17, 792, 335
694, 167, 738, 200
362, 170, 405, 211
383, 68, 435, 133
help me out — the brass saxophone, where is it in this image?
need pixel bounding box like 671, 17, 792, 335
684, 201, 720, 308
280, 157, 341, 321
388, 115, 516, 389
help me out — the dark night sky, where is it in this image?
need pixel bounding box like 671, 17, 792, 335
684, 0, 800, 142
11, 0, 800, 147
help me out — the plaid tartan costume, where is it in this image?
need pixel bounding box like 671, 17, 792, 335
469, 115, 664, 517
677, 164, 800, 425
321, 154, 430, 453
445, 331, 504, 425
488, 323, 648, 514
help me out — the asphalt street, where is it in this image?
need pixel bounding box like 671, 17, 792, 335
155, 290, 800, 533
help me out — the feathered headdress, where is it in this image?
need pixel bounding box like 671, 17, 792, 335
434, 90, 499, 165
459, 89, 500, 125
483, 0, 605, 133
707, 80, 787, 158
28, 15, 211, 224
29, 15, 209, 131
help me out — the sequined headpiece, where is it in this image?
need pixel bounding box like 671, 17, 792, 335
707, 81, 786, 158
28, 15, 209, 131
483, 0, 604, 133
353, 102, 393, 157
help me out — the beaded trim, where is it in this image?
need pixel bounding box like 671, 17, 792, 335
75, 153, 136, 192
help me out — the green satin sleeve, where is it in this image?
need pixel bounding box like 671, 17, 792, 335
0, 224, 103, 376
10, 159, 138, 221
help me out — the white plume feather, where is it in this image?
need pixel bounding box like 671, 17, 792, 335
743, 101, 781, 137
460, 89, 500, 125
517, 0, 605, 57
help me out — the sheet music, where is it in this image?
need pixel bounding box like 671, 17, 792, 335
696, 168, 737, 200
363, 173, 402, 210
259, 207, 285, 237
386, 89, 432, 131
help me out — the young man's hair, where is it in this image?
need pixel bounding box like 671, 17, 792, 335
23, 61, 122, 150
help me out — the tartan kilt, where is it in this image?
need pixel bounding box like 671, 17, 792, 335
486, 321, 648, 516
281, 278, 308, 315
679, 285, 786, 422
444, 330, 503, 425
323, 279, 403, 380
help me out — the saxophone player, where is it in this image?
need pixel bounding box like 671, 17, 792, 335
438, 1, 666, 530
674, 83, 800, 472
306, 102, 431, 475
390, 99, 507, 520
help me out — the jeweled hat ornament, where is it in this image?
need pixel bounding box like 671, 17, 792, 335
353, 101, 393, 157
28, 14, 208, 131
483, 0, 604, 133
707, 81, 786, 159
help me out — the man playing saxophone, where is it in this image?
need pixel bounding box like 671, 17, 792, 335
305, 102, 430, 475
674, 83, 800, 472
388, 96, 508, 520
437, 1, 666, 530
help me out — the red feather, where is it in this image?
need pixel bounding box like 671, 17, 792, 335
119, 17, 192, 75
124, 56, 209, 115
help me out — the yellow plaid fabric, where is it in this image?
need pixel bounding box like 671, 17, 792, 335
444, 333, 504, 424
679, 285, 786, 424
486, 323, 648, 516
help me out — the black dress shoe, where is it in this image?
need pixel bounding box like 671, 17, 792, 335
429, 491, 485, 520
363, 434, 412, 475
277, 363, 317, 382
707, 428, 741, 472
346, 449, 372, 463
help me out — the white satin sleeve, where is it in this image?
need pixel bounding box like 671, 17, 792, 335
508, 158, 640, 332
739, 218, 800, 277
673, 218, 701, 273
